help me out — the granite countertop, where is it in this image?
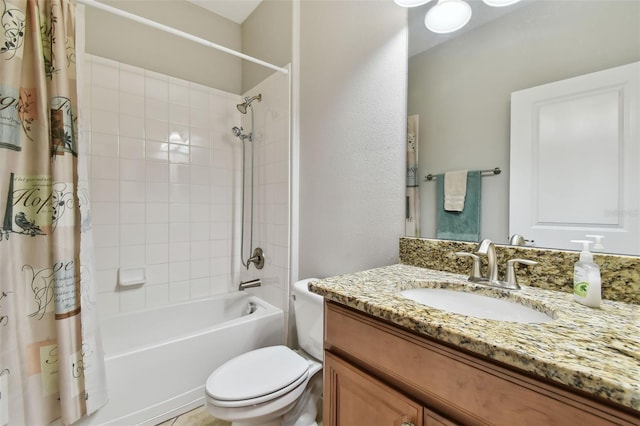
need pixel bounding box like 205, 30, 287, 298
309, 264, 640, 412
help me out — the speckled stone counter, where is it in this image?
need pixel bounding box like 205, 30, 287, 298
400, 237, 640, 304
309, 264, 640, 412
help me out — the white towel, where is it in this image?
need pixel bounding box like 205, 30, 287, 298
444, 170, 468, 212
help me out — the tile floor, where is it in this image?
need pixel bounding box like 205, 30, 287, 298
158, 405, 323, 426
157, 406, 230, 426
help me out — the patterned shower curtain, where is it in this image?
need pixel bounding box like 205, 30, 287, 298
0, 1, 107, 424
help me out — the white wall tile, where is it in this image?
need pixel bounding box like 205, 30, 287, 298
119, 244, 146, 267
95, 247, 120, 270
92, 86, 119, 112
190, 278, 210, 299
170, 103, 190, 126
96, 269, 118, 293
119, 136, 145, 159
92, 110, 119, 135
145, 119, 169, 143
120, 286, 147, 312
146, 162, 169, 182
169, 145, 190, 164
169, 241, 190, 262
146, 223, 169, 244
146, 182, 169, 203
92, 156, 119, 180
169, 223, 190, 243
169, 261, 190, 282
91, 133, 119, 157
146, 243, 168, 265
120, 69, 145, 97
190, 241, 210, 260
120, 181, 146, 203
170, 83, 190, 105
146, 204, 169, 224
120, 92, 145, 117
87, 55, 289, 317
169, 281, 190, 302
169, 203, 190, 223
147, 263, 169, 285
97, 292, 120, 316
90, 179, 119, 203
120, 203, 145, 224
189, 127, 209, 148
119, 159, 146, 181
169, 164, 191, 184
120, 115, 145, 139
145, 77, 169, 102
146, 283, 169, 308
120, 225, 146, 246
146, 99, 169, 122
92, 60, 119, 89
93, 224, 119, 248
169, 183, 190, 203
91, 202, 119, 225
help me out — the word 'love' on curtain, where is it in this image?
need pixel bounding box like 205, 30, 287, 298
0, 0, 107, 424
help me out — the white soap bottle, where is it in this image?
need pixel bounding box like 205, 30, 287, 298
570, 240, 602, 308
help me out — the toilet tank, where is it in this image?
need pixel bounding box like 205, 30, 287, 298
293, 279, 324, 361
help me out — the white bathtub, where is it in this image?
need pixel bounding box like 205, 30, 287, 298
76, 292, 284, 426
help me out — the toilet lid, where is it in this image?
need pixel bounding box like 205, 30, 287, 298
206, 345, 310, 403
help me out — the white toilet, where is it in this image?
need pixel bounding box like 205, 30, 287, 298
205, 279, 324, 426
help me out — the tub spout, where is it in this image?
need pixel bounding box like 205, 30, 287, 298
239, 278, 261, 291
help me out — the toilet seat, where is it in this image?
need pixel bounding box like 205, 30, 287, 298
206, 345, 311, 408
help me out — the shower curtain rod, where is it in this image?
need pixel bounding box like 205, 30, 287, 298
75, 0, 289, 75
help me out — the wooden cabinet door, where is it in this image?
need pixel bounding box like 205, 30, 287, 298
324, 351, 423, 426
424, 408, 457, 426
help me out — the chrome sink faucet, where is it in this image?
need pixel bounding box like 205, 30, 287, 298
475, 239, 498, 283
457, 239, 538, 290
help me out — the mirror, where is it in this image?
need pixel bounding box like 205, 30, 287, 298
407, 0, 640, 254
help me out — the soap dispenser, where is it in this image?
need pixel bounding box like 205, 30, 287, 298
586, 234, 605, 252
570, 240, 602, 308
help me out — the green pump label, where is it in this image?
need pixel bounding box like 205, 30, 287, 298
574, 281, 589, 297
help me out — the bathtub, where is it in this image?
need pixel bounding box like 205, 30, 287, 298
76, 292, 284, 426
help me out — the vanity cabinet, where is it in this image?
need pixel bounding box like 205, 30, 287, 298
322, 301, 639, 426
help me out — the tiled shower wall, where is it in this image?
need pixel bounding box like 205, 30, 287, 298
238, 69, 290, 311
84, 54, 290, 318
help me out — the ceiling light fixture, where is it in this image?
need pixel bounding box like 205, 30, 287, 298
482, 0, 520, 7
394, 0, 432, 7
424, 0, 472, 34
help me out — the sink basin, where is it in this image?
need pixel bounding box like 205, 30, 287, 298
400, 288, 554, 324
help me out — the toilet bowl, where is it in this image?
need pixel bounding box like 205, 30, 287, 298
205, 279, 323, 426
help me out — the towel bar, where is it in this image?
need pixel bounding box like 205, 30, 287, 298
424, 167, 501, 181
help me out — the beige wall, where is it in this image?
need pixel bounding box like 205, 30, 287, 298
84, 0, 242, 93
409, 1, 640, 243
298, 1, 408, 279
241, 0, 292, 93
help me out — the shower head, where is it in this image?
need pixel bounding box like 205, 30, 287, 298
236, 94, 262, 114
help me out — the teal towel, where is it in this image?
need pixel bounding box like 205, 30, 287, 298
436, 171, 481, 242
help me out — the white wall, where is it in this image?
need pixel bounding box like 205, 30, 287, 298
241, 0, 292, 93
298, 1, 408, 279
409, 1, 640, 244
84, 1, 242, 94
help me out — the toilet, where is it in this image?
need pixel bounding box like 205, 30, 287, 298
205, 279, 324, 426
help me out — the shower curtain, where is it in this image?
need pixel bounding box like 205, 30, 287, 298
0, 0, 107, 424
